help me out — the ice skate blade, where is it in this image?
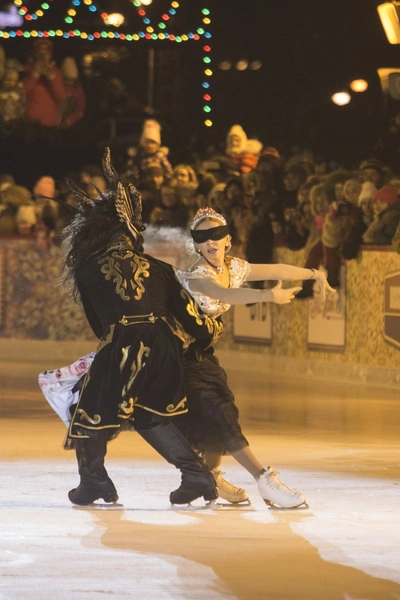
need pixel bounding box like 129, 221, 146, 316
215, 498, 251, 507
73, 501, 124, 510
263, 499, 309, 510
170, 499, 216, 511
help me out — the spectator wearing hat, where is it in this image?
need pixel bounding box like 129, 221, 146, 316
16, 204, 37, 235
131, 119, 173, 186
363, 185, 400, 246
24, 39, 66, 127
60, 56, 86, 128
224, 124, 262, 176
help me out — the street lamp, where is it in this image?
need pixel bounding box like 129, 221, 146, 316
331, 92, 351, 106
377, 2, 400, 44
350, 79, 368, 93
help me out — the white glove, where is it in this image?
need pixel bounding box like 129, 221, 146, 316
312, 270, 337, 300
267, 280, 302, 305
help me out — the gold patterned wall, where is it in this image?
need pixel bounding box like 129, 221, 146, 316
1, 238, 400, 369
220, 247, 400, 370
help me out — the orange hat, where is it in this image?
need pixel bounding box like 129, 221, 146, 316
239, 152, 258, 173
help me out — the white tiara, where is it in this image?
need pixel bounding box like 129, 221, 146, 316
190, 207, 227, 230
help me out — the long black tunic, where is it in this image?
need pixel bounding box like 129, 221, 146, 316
68, 235, 222, 441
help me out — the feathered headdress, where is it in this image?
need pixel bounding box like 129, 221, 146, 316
65, 147, 145, 247
102, 147, 144, 242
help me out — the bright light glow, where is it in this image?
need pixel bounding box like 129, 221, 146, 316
350, 79, 368, 92
377, 2, 400, 44
104, 12, 124, 27
218, 61, 231, 70
249, 60, 262, 70
139, 0, 153, 5
236, 60, 248, 70
331, 92, 351, 106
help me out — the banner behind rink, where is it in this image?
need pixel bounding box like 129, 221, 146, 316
233, 302, 272, 345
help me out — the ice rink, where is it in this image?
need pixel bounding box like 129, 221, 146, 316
1, 351, 399, 600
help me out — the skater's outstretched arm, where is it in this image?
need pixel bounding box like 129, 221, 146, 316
246, 263, 336, 301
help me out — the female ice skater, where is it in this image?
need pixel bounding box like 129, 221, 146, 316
172, 206, 335, 508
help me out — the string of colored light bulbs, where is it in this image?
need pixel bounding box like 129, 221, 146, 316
7, 1, 213, 128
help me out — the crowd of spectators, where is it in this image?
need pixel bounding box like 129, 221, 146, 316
2, 114, 400, 299
1, 39, 400, 299
0, 39, 85, 129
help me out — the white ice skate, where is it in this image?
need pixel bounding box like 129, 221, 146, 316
257, 467, 306, 508
212, 469, 250, 504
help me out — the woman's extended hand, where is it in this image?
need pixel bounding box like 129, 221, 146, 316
270, 280, 302, 304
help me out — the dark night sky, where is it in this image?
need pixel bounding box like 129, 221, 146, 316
211, 0, 400, 161
1, 0, 399, 170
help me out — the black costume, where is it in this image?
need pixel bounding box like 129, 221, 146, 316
69, 236, 221, 439
63, 148, 222, 507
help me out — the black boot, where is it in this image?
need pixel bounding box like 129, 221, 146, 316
68, 430, 119, 506
137, 421, 218, 505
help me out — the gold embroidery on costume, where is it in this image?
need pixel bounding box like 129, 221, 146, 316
98, 248, 150, 301
166, 397, 188, 413
122, 341, 151, 396
77, 409, 101, 425
120, 345, 131, 372
180, 288, 224, 347
131, 255, 150, 300
132, 403, 188, 417
118, 397, 135, 419
98, 251, 132, 300
161, 315, 194, 349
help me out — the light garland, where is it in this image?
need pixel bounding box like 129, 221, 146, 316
4, 1, 212, 127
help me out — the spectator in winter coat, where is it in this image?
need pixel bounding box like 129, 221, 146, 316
24, 39, 66, 127
363, 186, 400, 246
130, 119, 173, 185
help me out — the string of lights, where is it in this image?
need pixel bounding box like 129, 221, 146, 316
1, 0, 213, 127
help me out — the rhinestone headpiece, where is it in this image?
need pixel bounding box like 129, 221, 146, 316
190, 207, 227, 231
